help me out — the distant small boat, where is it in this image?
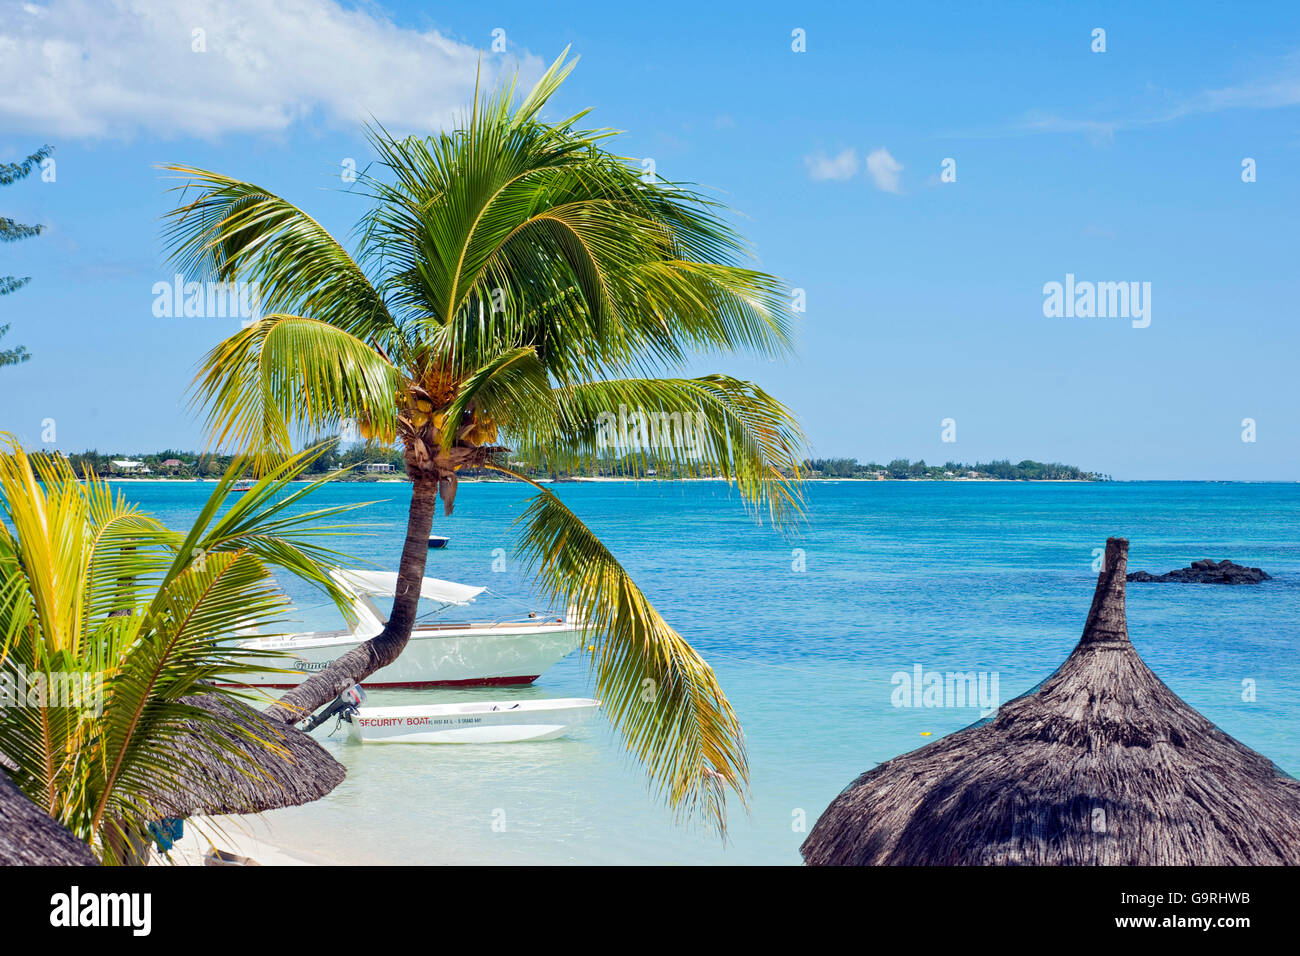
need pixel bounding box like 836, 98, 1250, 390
428, 534, 450, 549
343, 698, 601, 744
232, 479, 255, 493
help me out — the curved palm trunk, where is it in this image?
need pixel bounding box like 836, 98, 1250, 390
263, 476, 439, 725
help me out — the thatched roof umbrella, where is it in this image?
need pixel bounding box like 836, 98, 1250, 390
148, 694, 345, 817
0, 770, 99, 866
1, 694, 341, 865
802, 538, 1300, 865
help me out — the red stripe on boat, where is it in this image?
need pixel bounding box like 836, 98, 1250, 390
214, 674, 541, 690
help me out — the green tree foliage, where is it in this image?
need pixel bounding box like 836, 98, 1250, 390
0, 438, 363, 863
0, 323, 29, 368
0, 145, 52, 367
802, 457, 1103, 481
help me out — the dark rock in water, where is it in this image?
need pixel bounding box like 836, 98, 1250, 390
1126, 558, 1271, 585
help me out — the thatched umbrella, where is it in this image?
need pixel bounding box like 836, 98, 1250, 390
802, 538, 1300, 865
0, 770, 99, 866
2, 694, 341, 865
147, 694, 345, 817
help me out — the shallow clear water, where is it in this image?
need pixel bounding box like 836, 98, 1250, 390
121, 479, 1300, 864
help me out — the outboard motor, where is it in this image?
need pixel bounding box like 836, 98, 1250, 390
304, 684, 366, 732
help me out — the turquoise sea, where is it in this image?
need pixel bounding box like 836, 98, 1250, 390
122, 479, 1300, 865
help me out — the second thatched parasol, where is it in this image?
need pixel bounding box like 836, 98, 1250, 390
145, 694, 346, 818
0, 770, 98, 866
802, 537, 1300, 865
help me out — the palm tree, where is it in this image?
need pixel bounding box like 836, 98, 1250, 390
161, 52, 804, 833
0, 438, 360, 862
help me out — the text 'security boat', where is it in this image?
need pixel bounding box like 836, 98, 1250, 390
226, 569, 581, 689
341, 697, 601, 744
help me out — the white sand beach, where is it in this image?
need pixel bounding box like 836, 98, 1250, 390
153, 815, 336, 867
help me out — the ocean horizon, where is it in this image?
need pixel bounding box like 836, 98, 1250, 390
114, 478, 1300, 865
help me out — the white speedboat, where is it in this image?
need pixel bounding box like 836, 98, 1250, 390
343, 698, 601, 744
427, 534, 449, 549
226, 569, 581, 689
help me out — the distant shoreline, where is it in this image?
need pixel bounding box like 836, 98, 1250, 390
94, 476, 1300, 485
63, 452, 1107, 483
98, 475, 1097, 485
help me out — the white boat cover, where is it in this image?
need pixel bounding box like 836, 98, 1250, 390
331, 569, 485, 607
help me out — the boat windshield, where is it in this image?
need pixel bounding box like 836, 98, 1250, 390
330, 569, 485, 606
329, 569, 486, 635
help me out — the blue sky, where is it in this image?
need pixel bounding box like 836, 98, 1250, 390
1, 0, 1298, 479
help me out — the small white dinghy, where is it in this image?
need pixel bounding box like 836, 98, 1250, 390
342, 697, 601, 744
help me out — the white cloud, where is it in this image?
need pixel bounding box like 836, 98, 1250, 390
0, 0, 545, 139
865, 147, 903, 193
1014, 113, 1118, 147
804, 147, 858, 181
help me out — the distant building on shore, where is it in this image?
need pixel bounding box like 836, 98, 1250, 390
110, 459, 150, 474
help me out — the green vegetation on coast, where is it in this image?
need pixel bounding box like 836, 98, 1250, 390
802, 458, 1109, 481
62, 445, 409, 481
58, 448, 1106, 482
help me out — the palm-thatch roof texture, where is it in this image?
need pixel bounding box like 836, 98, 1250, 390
802, 537, 1300, 865
0, 770, 98, 866
148, 694, 345, 818
1, 694, 340, 864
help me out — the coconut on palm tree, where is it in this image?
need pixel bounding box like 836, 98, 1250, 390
161, 52, 804, 832
0, 438, 361, 862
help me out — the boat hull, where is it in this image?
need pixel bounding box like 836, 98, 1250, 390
223, 621, 581, 689
236, 673, 541, 690
345, 698, 600, 744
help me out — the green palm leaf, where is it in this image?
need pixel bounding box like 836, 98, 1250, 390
510, 375, 805, 523
191, 314, 402, 467
0, 435, 361, 861
503, 470, 747, 834
160, 166, 400, 353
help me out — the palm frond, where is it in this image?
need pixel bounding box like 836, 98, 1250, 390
499, 466, 747, 836
90, 548, 292, 846
167, 446, 374, 620
508, 375, 805, 524
439, 345, 552, 452
159, 165, 400, 354
190, 314, 402, 468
